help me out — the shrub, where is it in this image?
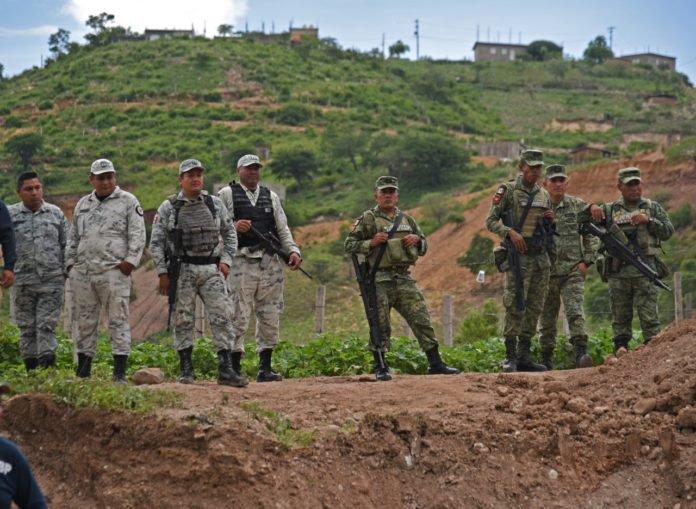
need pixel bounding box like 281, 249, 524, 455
456, 300, 499, 344
37, 100, 54, 111
669, 203, 693, 230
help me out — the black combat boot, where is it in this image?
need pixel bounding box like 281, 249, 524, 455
76, 353, 93, 378
218, 350, 249, 387
541, 349, 554, 370
177, 346, 195, 384
230, 351, 243, 376
113, 355, 128, 383
37, 353, 56, 369
23, 357, 39, 372
256, 349, 283, 382
426, 346, 460, 375
574, 343, 593, 368
502, 338, 517, 373
373, 351, 392, 381
613, 335, 630, 353
516, 337, 547, 372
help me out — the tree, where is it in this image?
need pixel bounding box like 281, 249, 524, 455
321, 126, 369, 173
527, 40, 562, 61
583, 35, 614, 64
217, 24, 233, 37
5, 133, 43, 170
388, 40, 409, 58
48, 28, 71, 56
84, 12, 125, 47
0, 63, 4, 80
457, 233, 494, 274
270, 147, 318, 184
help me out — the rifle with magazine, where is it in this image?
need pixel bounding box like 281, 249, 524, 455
166, 229, 184, 330
579, 221, 671, 292
249, 225, 313, 279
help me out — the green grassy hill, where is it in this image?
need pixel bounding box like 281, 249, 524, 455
1, 36, 694, 219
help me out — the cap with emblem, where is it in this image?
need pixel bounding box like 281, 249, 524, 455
179, 159, 205, 176
375, 175, 399, 190
520, 149, 544, 167
545, 164, 567, 180
90, 159, 115, 175
618, 166, 641, 184
237, 154, 263, 168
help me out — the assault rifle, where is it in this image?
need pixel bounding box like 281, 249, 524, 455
166, 229, 184, 330
351, 254, 387, 371
249, 225, 313, 279
579, 222, 671, 292
501, 208, 525, 311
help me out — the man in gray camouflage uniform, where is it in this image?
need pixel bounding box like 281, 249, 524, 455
218, 154, 301, 382
9, 171, 70, 371
344, 176, 460, 381
486, 149, 555, 373
538, 165, 599, 369
150, 159, 247, 387
65, 159, 146, 382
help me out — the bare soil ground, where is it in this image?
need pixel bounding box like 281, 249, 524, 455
2, 319, 695, 508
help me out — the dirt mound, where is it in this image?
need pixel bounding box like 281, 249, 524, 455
3, 319, 696, 508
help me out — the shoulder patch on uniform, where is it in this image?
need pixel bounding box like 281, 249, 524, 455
492, 185, 507, 205
350, 216, 363, 233
135, 205, 144, 217
152, 213, 159, 224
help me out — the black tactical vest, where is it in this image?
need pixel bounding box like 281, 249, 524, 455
169, 194, 218, 253
230, 183, 278, 248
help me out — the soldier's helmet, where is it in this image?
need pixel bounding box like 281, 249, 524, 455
544, 164, 567, 180
375, 175, 399, 190
618, 167, 641, 184
520, 149, 544, 167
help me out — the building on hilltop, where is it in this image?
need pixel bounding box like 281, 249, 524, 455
615, 52, 676, 71
144, 29, 195, 41
290, 26, 319, 44
570, 144, 616, 165
473, 42, 528, 62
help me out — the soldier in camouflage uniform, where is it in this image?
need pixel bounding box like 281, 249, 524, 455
65, 159, 146, 382
0, 198, 17, 289
586, 167, 674, 351
344, 176, 459, 381
150, 159, 247, 387
8, 172, 69, 371
538, 165, 598, 369
218, 154, 302, 383
486, 149, 555, 373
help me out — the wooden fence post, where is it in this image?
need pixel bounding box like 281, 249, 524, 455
314, 285, 326, 333
442, 294, 453, 347
674, 272, 683, 325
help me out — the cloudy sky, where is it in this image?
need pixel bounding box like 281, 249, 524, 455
1, 0, 695, 81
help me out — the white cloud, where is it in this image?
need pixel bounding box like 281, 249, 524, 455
0, 25, 59, 37
62, 0, 248, 35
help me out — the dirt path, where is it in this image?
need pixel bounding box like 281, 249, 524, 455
2, 319, 695, 508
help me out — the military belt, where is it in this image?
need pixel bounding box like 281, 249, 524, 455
181, 255, 221, 265
377, 266, 410, 274
523, 245, 545, 256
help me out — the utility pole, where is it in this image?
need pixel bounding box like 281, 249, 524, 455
382, 32, 385, 58
608, 26, 616, 49
414, 19, 420, 60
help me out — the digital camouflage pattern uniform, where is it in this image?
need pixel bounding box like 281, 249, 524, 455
218, 181, 300, 354
583, 168, 674, 349
150, 191, 237, 352
8, 201, 69, 364
65, 186, 146, 357
486, 172, 553, 368
538, 193, 599, 358
344, 205, 437, 353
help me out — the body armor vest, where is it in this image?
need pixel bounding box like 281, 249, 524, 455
230, 183, 278, 249
611, 201, 660, 256
171, 196, 218, 254
512, 189, 547, 238
367, 212, 419, 269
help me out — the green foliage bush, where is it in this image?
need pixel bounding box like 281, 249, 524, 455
456, 299, 499, 344
669, 203, 694, 230
457, 233, 494, 274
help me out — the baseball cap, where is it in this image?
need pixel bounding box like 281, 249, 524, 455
90, 159, 116, 175
545, 164, 567, 180
618, 167, 641, 184
179, 159, 205, 176
375, 175, 399, 190
237, 154, 263, 168
520, 149, 544, 167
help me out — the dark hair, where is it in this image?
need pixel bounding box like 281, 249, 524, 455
17, 171, 40, 191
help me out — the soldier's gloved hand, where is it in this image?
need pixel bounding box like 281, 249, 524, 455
158, 274, 170, 296
219, 263, 230, 277
0, 269, 14, 289
507, 230, 527, 253
402, 234, 420, 248
631, 214, 650, 226
287, 252, 302, 271
235, 219, 252, 233
590, 204, 605, 223
369, 232, 389, 248
116, 261, 134, 276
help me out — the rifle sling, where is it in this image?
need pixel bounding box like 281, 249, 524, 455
369, 211, 404, 281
